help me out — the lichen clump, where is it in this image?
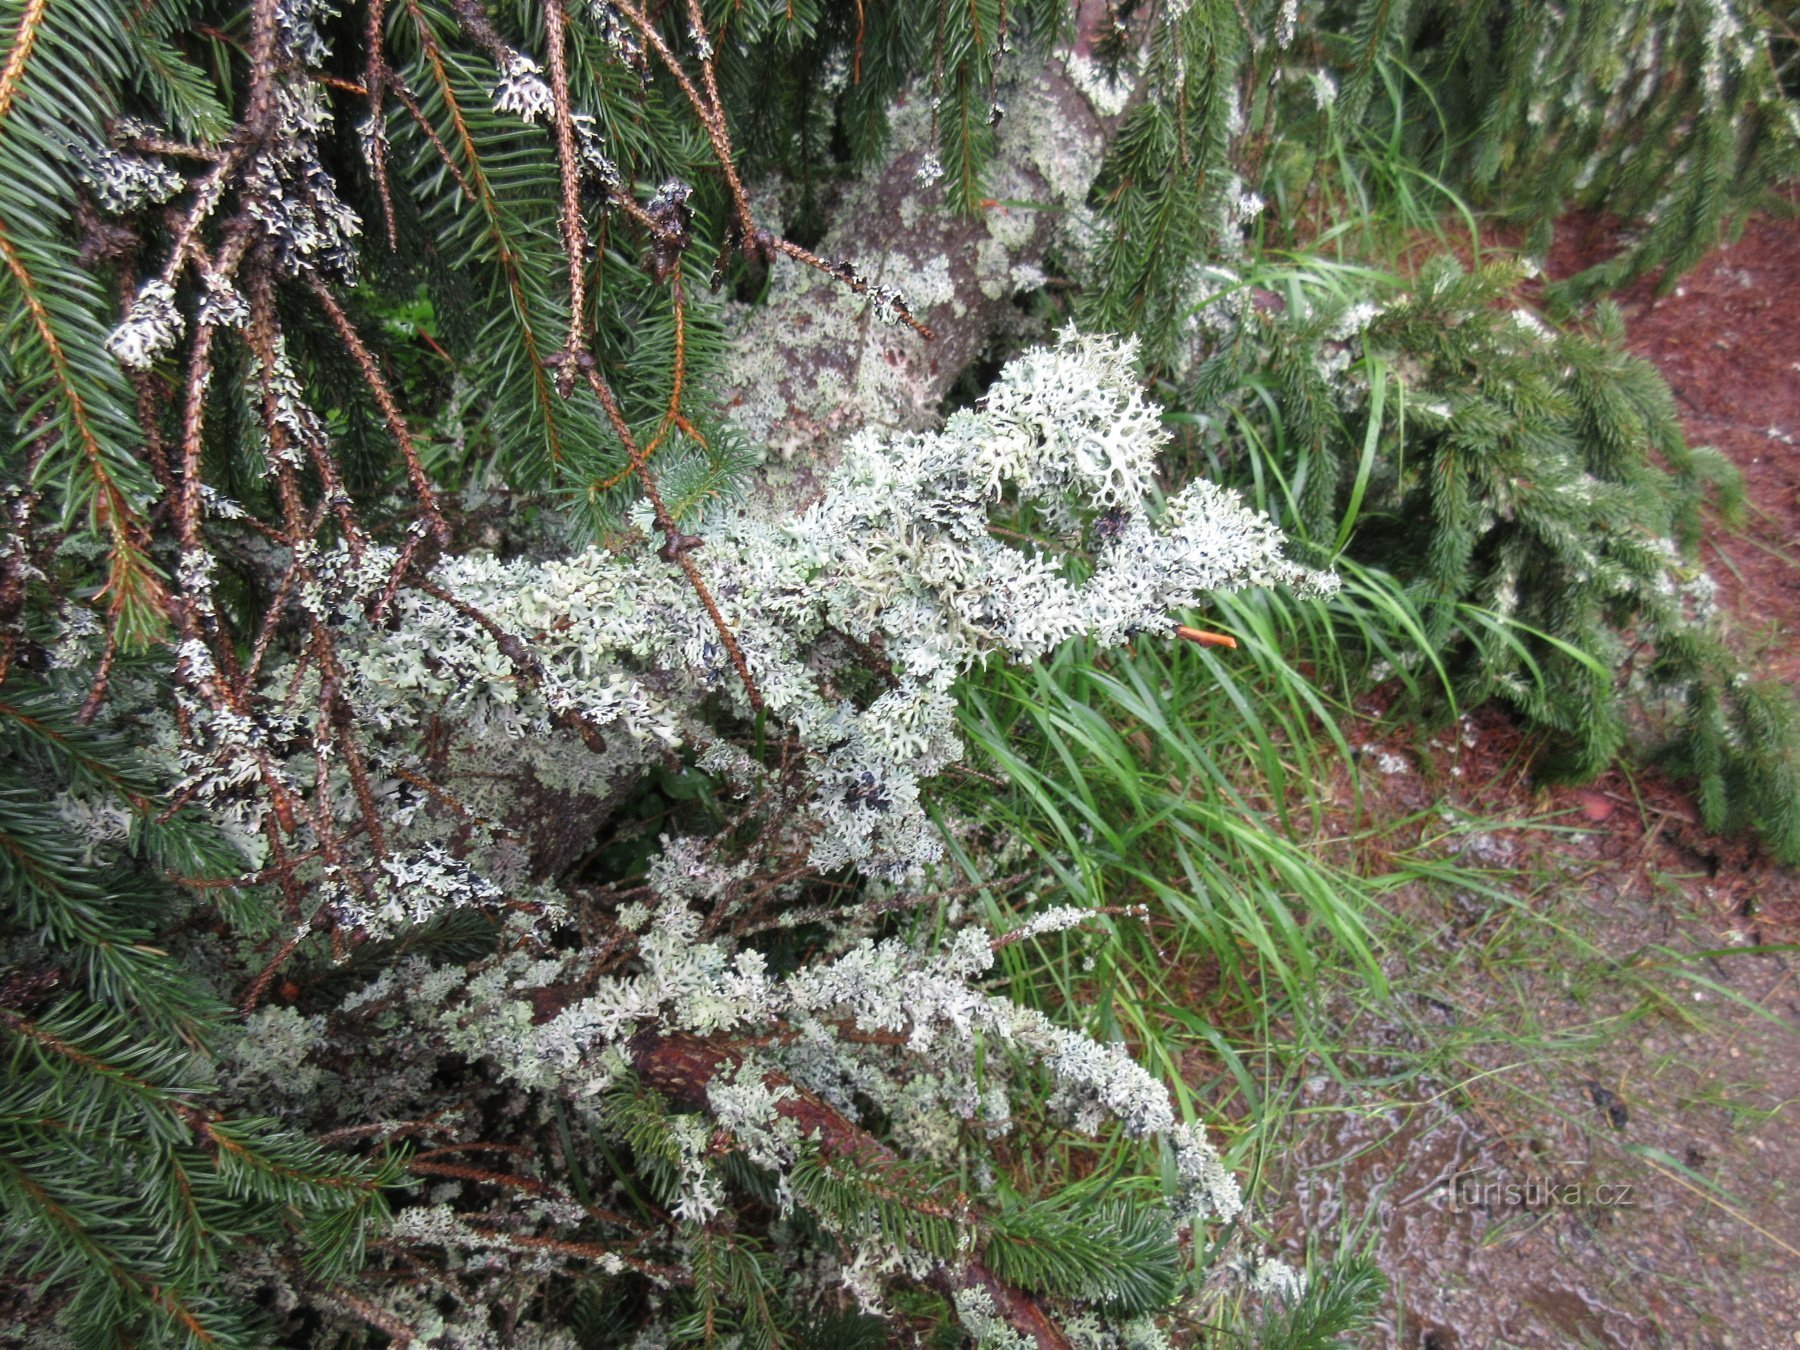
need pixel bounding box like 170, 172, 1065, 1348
258, 329, 1331, 890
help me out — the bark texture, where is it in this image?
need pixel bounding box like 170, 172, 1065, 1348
721, 55, 1121, 509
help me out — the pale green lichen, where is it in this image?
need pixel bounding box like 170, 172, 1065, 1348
1062, 51, 1137, 118
257, 330, 1330, 893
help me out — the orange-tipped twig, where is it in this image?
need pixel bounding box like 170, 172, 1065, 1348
1174, 624, 1238, 650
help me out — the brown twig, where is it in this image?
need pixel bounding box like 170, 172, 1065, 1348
612, 0, 758, 249
408, 574, 617, 750
541, 0, 590, 366
304, 272, 449, 544
387, 75, 477, 202
240, 904, 328, 1013
760, 233, 937, 341
364, 0, 399, 249
453, 1223, 687, 1282
0, 0, 46, 125
593, 263, 702, 492
576, 360, 767, 712
325, 1284, 417, 1345
246, 267, 365, 555
74, 622, 120, 724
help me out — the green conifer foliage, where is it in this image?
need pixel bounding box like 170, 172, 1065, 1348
1319, 0, 1800, 297
0, 678, 390, 1346
1173, 256, 1799, 861
1080, 0, 1799, 348
1080, 0, 1249, 368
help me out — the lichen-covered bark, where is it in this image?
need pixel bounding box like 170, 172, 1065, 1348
721, 54, 1123, 505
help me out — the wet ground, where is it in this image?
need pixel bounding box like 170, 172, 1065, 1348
1249, 216, 1800, 1348
1260, 749, 1799, 1347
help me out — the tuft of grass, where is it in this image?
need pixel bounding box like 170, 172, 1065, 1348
946, 629, 1384, 1031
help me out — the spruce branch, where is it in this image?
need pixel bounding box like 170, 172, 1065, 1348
631, 1030, 1076, 1350
398, 0, 575, 469
0, 220, 165, 639
0, 0, 45, 124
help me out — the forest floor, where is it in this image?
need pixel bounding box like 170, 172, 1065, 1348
1245, 216, 1800, 1349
